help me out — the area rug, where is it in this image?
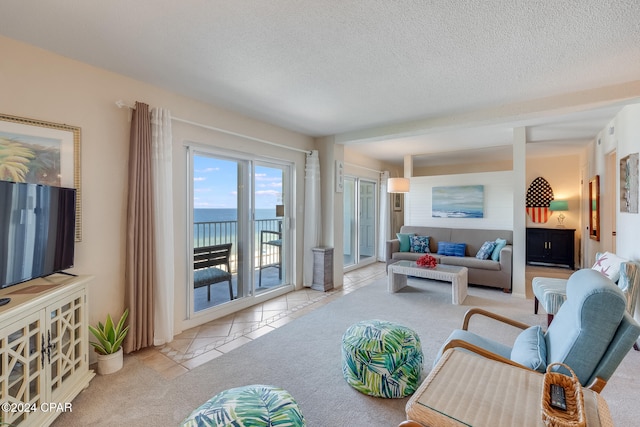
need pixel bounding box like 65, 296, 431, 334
53, 276, 639, 426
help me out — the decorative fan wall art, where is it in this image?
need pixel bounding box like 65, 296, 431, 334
526, 177, 554, 223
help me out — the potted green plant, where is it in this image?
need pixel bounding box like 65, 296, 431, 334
88, 309, 129, 375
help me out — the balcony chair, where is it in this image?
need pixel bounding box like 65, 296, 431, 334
194, 243, 234, 301
437, 268, 640, 393
258, 229, 282, 287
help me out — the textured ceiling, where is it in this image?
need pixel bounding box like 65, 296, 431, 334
1, 1, 640, 166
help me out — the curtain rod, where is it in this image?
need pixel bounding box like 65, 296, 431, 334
344, 162, 383, 173
115, 100, 312, 155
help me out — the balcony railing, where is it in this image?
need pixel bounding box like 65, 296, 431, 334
194, 218, 281, 273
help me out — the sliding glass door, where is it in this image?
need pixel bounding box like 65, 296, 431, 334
343, 176, 377, 270
190, 150, 290, 315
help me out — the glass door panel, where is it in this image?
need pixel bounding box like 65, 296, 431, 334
254, 163, 287, 293
192, 154, 249, 312
359, 180, 376, 263
343, 177, 356, 267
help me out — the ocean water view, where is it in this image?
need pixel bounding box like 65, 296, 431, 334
432, 209, 484, 218
193, 208, 281, 250
194, 208, 276, 223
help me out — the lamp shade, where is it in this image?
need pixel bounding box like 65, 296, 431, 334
549, 200, 569, 211
387, 177, 410, 193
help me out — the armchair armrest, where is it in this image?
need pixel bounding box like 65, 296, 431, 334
461, 307, 531, 331
440, 339, 535, 371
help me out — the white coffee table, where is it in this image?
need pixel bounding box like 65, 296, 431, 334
387, 260, 468, 304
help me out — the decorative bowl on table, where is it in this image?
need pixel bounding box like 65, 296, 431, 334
416, 254, 437, 268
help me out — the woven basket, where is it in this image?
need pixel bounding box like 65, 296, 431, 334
541, 362, 586, 427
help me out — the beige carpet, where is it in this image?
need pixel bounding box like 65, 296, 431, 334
53, 275, 639, 426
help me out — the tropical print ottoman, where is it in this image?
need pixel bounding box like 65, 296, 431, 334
180, 384, 306, 427
341, 319, 423, 398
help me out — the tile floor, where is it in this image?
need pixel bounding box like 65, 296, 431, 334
132, 262, 387, 379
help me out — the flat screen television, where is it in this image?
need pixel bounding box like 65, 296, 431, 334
0, 181, 76, 289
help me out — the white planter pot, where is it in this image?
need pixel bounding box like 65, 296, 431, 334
96, 348, 123, 375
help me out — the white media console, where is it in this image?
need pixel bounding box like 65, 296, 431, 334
0, 274, 94, 426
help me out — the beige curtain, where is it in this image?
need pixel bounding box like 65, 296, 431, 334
124, 101, 155, 353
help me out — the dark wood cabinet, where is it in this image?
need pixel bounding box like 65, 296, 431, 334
526, 228, 575, 269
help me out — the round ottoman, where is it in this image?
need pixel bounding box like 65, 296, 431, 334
180, 384, 306, 427
341, 319, 423, 398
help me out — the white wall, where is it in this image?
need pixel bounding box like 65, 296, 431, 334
590, 103, 640, 324
613, 104, 640, 263
406, 171, 514, 230
0, 36, 314, 342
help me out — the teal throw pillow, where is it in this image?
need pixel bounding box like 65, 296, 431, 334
491, 238, 507, 261
410, 235, 430, 253
510, 326, 547, 372
476, 241, 496, 260
396, 233, 414, 252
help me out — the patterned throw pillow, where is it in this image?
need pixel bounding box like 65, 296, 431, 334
476, 241, 496, 260
592, 252, 627, 282
410, 236, 430, 253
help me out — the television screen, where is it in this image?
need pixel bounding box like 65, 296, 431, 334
0, 181, 76, 289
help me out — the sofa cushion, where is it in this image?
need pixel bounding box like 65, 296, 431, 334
393, 252, 444, 263
397, 233, 414, 252
592, 251, 627, 282
441, 256, 501, 270
476, 241, 496, 260
510, 326, 547, 372
491, 238, 507, 261
437, 242, 466, 257
410, 235, 430, 253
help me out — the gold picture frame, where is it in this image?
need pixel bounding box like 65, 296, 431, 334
589, 175, 600, 241
0, 114, 82, 241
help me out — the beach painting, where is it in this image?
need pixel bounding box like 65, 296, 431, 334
432, 185, 484, 218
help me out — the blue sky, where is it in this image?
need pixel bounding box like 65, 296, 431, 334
193, 156, 283, 209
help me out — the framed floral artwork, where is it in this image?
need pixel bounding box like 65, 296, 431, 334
0, 114, 82, 241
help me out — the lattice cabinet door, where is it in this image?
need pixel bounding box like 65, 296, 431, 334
0, 311, 48, 427
46, 289, 88, 403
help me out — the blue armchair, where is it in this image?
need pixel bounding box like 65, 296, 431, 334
533, 253, 639, 328
438, 268, 640, 392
